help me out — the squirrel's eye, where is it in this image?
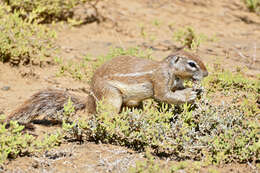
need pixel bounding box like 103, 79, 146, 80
188, 61, 197, 68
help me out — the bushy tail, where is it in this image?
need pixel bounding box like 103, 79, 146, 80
6, 88, 96, 125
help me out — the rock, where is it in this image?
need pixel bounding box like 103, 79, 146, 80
1, 86, 10, 91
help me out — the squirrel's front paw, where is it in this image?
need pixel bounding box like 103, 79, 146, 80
183, 88, 197, 103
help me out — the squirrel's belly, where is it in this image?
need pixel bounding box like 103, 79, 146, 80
107, 81, 153, 103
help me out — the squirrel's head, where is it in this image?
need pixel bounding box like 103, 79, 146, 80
164, 51, 208, 81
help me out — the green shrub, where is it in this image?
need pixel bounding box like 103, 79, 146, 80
173, 26, 208, 50
0, 120, 33, 163
203, 71, 260, 93
0, 115, 63, 165
244, 0, 260, 13
3, 0, 95, 23
0, 5, 57, 65
63, 96, 259, 164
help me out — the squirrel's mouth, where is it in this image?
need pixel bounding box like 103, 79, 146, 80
191, 77, 201, 83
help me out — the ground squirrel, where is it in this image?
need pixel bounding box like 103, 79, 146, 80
6, 50, 208, 125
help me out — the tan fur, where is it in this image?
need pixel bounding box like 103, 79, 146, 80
6, 50, 208, 125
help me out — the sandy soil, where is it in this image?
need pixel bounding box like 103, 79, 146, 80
1, 0, 260, 172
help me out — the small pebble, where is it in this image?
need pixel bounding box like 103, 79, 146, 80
1, 86, 10, 91
105, 42, 113, 46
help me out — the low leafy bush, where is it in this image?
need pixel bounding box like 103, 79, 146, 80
0, 115, 63, 165
0, 120, 34, 163
203, 71, 260, 93
173, 26, 208, 50
0, 5, 57, 65
63, 95, 259, 164
244, 0, 260, 13
3, 0, 97, 23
